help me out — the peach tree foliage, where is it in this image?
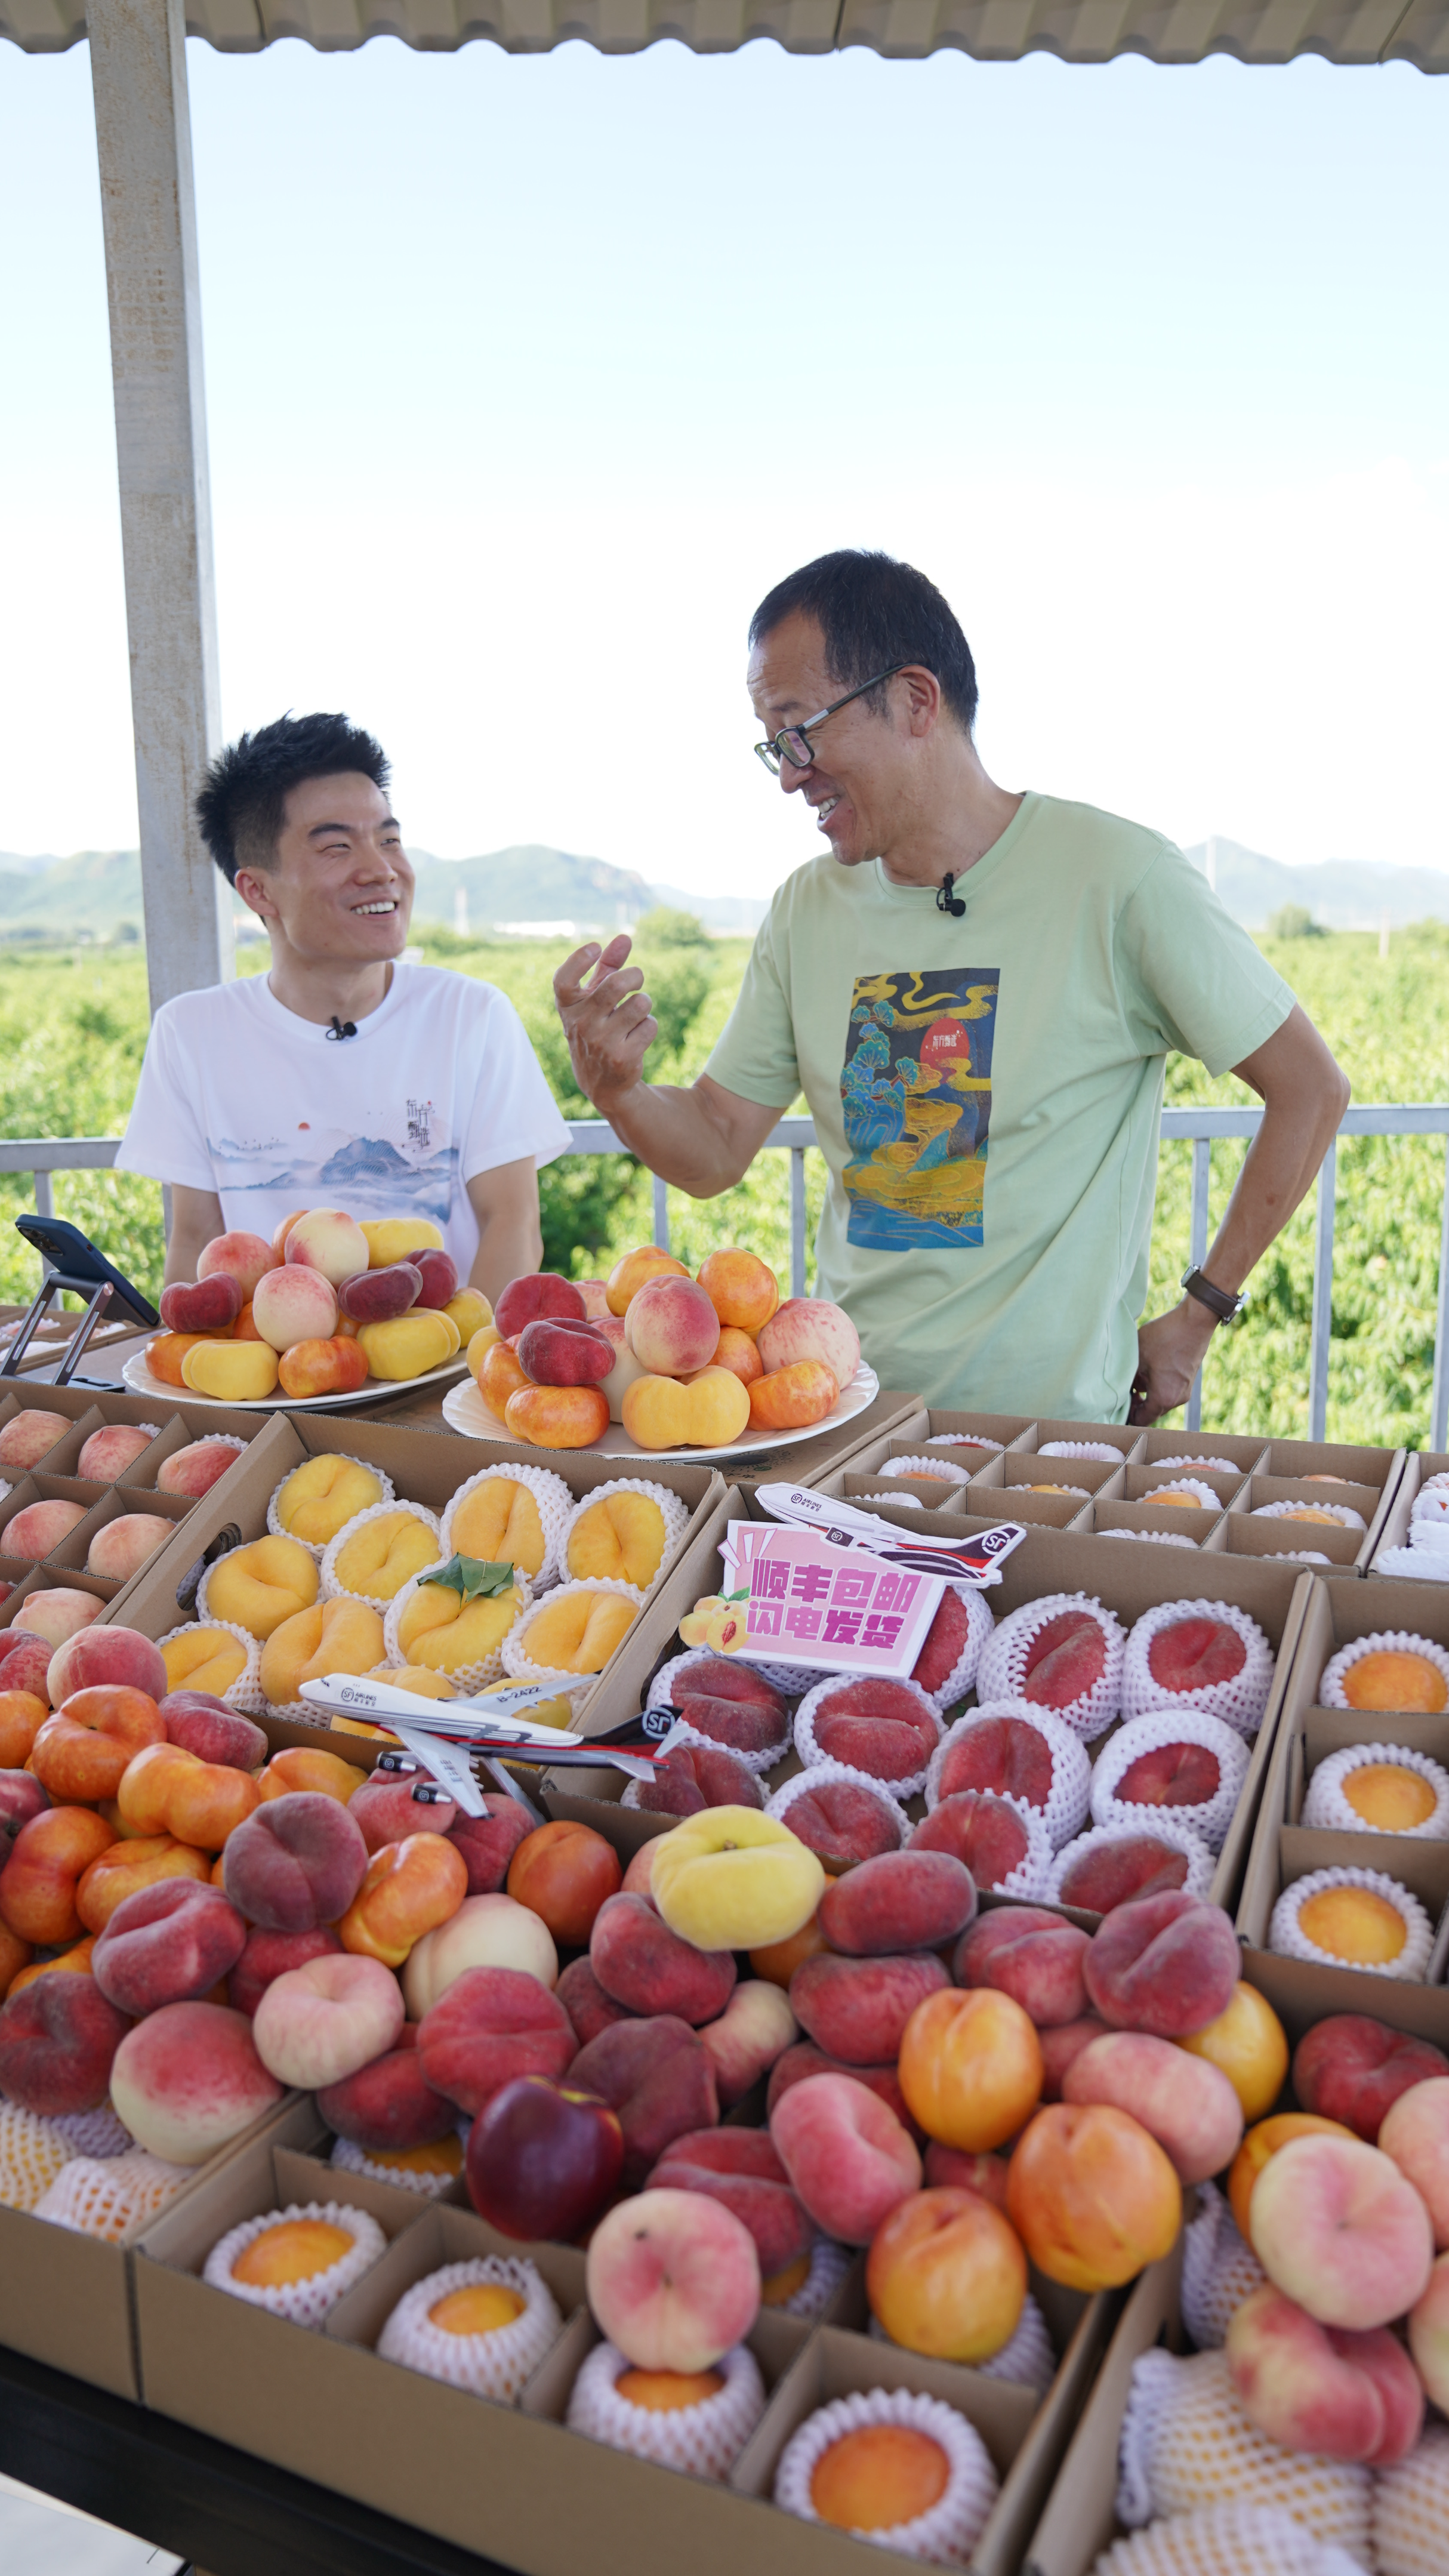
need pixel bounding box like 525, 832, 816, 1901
0, 923, 1445, 1448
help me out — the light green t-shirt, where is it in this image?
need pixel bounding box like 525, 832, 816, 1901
705, 791, 1293, 1421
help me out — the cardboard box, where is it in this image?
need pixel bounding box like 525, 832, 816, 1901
809, 1410, 1147, 1498
1021, 2239, 1186, 2576
0, 2088, 308, 2403
1236, 1572, 1449, 2043
1367, 1447, 1449, 1576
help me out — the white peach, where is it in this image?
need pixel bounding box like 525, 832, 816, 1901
109, 1999, 284, 2164
700, 1979, 798, 2107
252, 1265, 338, 1352
756, 1296, 861, 1393
252, 1951, 405, 2090
76, 1425, 156, 1481
0, 1410, 69, 1472
86, 1513, 172, 1580
5, 1500, 87, 1561
198, 1230, 279, 1301
1379, 2078, 1449, 2250
1408, 2251, 1449, 2410
624, 1275, 721, 1376
1250, 2133, 1435, 2331
11, 1588, 101, 1647
586, 2187, 761, 2372
595, 1318, 650, 1421
158, 1438, 245, 1500
1226, 2282, 1425, 2464
283, 1209, 370, 1287
402, 1890, 558, 2020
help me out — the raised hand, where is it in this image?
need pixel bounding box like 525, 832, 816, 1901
553, 935, 658, 1114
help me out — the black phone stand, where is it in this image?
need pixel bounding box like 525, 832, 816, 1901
1, 1270, 120, 1385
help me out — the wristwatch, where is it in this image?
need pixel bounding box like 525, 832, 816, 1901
1181, 1266, 1246, 1324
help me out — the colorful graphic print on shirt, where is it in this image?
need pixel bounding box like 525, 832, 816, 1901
840, 970, 999, 1252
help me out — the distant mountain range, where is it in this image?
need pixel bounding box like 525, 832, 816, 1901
2, 835, 1446, 942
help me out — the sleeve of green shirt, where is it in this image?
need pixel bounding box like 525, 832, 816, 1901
1118, 850, 1296, 1078
704, 902, 802, 1108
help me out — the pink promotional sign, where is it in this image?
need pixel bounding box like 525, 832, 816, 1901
720, 1519, 945, 1679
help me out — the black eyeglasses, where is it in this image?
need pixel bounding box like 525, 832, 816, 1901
754, 664, 909, 775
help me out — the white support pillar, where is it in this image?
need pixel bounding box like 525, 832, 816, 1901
89, 0, 233, 1012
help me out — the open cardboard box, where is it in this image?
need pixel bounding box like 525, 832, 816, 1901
553, 1491, 1311, 1920
809, 1410, 1148, 1499
1367, 1447, 1449, 1578
1021, 2236, 1187, 2576
1236, 1572, 1449, 2043
0, 2087, 310, 2403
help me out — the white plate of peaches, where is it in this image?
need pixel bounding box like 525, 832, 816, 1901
442, 1247, 878, 1462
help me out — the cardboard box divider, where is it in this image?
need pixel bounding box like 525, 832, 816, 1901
1259, 1435, 1401, 1491
963, 1485, 1093, 1533
811, 1410, 1148, 1499
1367, 1447, 1449, 1572
1021, 2239, 1186, 2576
1087, 1498, 1223, 1547
1121, 1462, 1244, 1513
1133, 1427, 1270, 1474
1209, 1509, 1362, 1572
984, 1455, 1127, 1505
1237, 1570, 1449, 2042
839, 1470, 980, 1521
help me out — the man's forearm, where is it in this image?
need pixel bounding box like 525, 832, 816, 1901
1200, 1086, 1348, 1293
600, 1081, 757, 1198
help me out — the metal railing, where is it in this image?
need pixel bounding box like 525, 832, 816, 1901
2, 1105, 1447, 1448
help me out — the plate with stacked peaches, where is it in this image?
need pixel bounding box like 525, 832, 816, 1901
441, 1245, 878, 1462
121, 1209, 479, 1412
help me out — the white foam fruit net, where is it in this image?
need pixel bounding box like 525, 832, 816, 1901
861, 1492, 923, 1509
383, 1563, 533, 1694
775, 2235, 855, 2319
1373, 1549, 1449, 1583
773, 2385, 1000, 2563
794, 1673, 944, 1799
1092, 2501, 1371, 2576
1121, 1600, 1274, 1737
926, 1432, 1003, 1453
1302, 1742, 1449, 1841
203, 2199, 388, 2326
35, 2149, 192, 2241
1047, 1819, 1215, 1905
1088, 1711, 1250, 1856
881, 1455, 973, 1487
1139, 1480, 1226, 1514
330, 2135, 458, 2198
1373, 2420, 1449, 2576
1268, 1867, 1435, 1982
559, 1478, 689, 1597
1152, 1456, 1243, 1478
1318, 1631, 1449, 1711
910, 1789, 1055, 1900
1038, 1440, 1125, 1463
926, 1700, 1092, 1850
868, 2293, 1056, 2395
267, 1451, 393, 1553
767, 1760, 907, 1847
913, 1583, 994, 1713
1253, 1499, 1366, 1532
566, 2337, 764, 2477
156, 1619, 265, 1715
976, 1594, 1126, 1743
377, 2255, 562, 2399
1180, 2181, 1267, 2349
50, 2102, 132, 2158
320, 1500, 444, 1610
0, 2103, 76, 2211
1116, 2349, 1373, 2561
440, 1462, 575, 1592
1102, 1531, 1199, 1551
500, 1577, 644, 1693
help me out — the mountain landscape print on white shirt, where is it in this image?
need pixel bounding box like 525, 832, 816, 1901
205, 1120, 457, 1234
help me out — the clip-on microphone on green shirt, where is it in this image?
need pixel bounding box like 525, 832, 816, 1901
936, 874, 966, 917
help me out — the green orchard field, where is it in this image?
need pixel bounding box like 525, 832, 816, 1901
1, 914, 1444, 1446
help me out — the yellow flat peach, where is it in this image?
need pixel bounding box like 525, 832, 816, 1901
395, 1581, 524, 1672
259, 1598, 387, 1705
621, 1367, 751, 1451
451, 1478, 547, 1578
363, 1663, 455, 1700
519, 1589, 638, 1674
332, 1511, 441, 1602
180, 1341, 279, 1401
566, 1492, 669, 1589
161, 1628, 249, 1700
356, 1311, 455, 1381
274, 1455, 384, 1547
360, 1218, 443, 1268
446, 1290, 492, 1345
206, 1535, 319, 1639
652, 1805, 826, 1949
466, 1324, 501, 1379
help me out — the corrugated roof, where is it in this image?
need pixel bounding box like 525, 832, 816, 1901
4, 0, 1444, 61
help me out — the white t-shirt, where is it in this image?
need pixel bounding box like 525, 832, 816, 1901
115, 965, 572, 1281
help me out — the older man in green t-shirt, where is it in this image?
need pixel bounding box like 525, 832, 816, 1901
553, 550, 1349, 1423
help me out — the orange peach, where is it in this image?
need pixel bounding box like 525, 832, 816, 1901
338, 1832, 470, 1968
1007, 2102, 1182, 2290
278, 1335, 369, 1398
0, 1920, 32, 1993
810, 2426, 951, 2533
748, 1360, 838, 1433
898, 1986, 1043, 2154
116, 1740, 262, 1850
867, 2184, 1028, 2363
0, 1689, 47, 1769
233, 1300, 263, 1340
504, 1383, 610, 1448
7, 1935, 94, 1996
1228, 2112, 1359, 2241
507, 1819, 622, 1948
1177, 1982, 1290, 2124
477, 1337, 530, 1423
272, 1206, 309, 1260
32, 1685, 168, 1804
145, 1332, 219, 1386
750, 1909, 831, 1989
258, 1745, 367, 1804
76, 1833, 209, 1933
697, 1249, 780, 1335
605, 1247, 689, 1316
0, 1804, 118, 1945
711, 1326, 765, 1386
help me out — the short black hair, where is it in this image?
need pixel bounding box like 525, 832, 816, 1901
748, 550, 978, 734
195, 713, 391, 887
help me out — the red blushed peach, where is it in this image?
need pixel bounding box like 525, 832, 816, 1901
349, 1774, 458, 1854
516, 1316, 614, 1386
156, 1438, 248, 1501
868, 2186, 1028, 2365
756, 1296, 859, 1393
4, 1499, 87, 1561
446, 1798, 534, 1895
1293, 2015, 1449, 2141
955, 1908, 1090, 2029
199, 1229, 278, 1301
790, 1951, 949, 2068
159, 1274, 242, 1333
283, 1208, 369, 1287
899, 1986, 1043, 2154
591, 1892, 736, 2027
8, 1594, 98, 1663
556, 1956, 634, 2044
923, 2144, 1012, 2210
569, 2015, 718, 2183
77, 1424, 156, 1481
1379, 2079, 1449, 2247
771, 2070, 921, 2244
1063, 2031, 1243, 2184
278, 1336, 369, 1399
1007, 2103, 1182, 2291
507, 1819, 622, 1948
587, 2187, 761, 2372
1228, 2113, 1359, 2240
161, 1696, 267, 1771
495, 1271, 589, 1335
92, 1878, 248, 2017
1083, 1890, 1240, 2039
221, 1791, 369, 1933
0, 1770, 49, 1844
1248, 2134, 1435, 2331
111, 1998, 285, 2162
416, 1963, 577, 2117
699, 1979, 797, 2107
1227, 2282, 1424, 2465
0, 1408, 69, 1472
47, 1624, 168, 1708
76, 1834, 209, 1933
766, 2041, 917, 2136
32, 1685, 167, 1805
1038, 2016, 1112, 2101
0, 1971, 131, 2113
818, 1851, 976, 1958
624, 1274, 722, 1375
317, 2029, 457, 2152
1408, 2252, 1449, 2411
0, 1803, 117, 1945
252, 1950, 405, 2089
0, 1690, 47, 1768
910, 1792, 1034, 1885
648, 2127, 810, 2279
228, 1924, 344, 2017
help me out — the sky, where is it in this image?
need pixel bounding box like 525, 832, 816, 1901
1, 33, 1447, 899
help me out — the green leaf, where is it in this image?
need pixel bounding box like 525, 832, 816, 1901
426, 1554, 517, 1603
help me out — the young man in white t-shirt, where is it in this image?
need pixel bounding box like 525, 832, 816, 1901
116, 713, 571, 1298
